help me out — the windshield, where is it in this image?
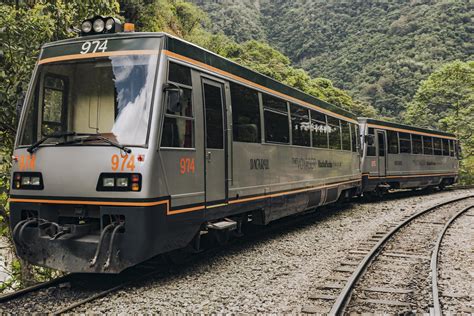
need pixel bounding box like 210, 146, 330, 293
19, 54, 158, 147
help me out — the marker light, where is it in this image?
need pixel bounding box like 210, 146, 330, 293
93, 19, 105, 33
123, 23, 135, 32
81, 20, 92, 33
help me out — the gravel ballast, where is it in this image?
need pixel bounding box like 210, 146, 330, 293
1, 188, 473, 314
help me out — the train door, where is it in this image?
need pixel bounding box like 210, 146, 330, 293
201, 77, 227, 205
376, 130, 387, 177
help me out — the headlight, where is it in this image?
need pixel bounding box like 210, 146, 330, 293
81, 20, 92, 33
13, 172, 44, 190
116, 177, 129, 187
103, 177, 115, 187
105, 18, 115, 31
93, 18, 105, 33
97, 173, 141, 192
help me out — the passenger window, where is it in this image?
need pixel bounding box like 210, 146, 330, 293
341, 121, 351, 151
311, 110, 328, 148
433, 137, 442, 155
168, 62, 192, 86
290, 104, 310, 147
231, 83, 260, 143
442, 138, 449, 156
327, 116, 341, 150
449, 140, 455, 157
423, 136, 433, 155
387, 131, 399, 154
399, 132, 411, 153
161, 64, 194, 148
263, 94, 289, 144
351, 124, 357, 152
42, 75, 67, 136
366, 127, 376, 156
412, 134, 423, 154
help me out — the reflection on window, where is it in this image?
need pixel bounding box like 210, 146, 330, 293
42, 75, 66, 136
412, 134, 423, 154
231, 83, 260, 143
290, 104, 310, 147
311, 110, 328, 148
442, 138, 449, 156
341, 121, 351, 151
327, 116, 341, 150
399, 132, 411, 153
168, 62, 192, 86
423, 136, 433, 155
263, 94, 289, 144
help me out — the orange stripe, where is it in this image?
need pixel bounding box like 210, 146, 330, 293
364, 172, 458, 179
38, 50, 159, 65
163, 50, 357, 124
367, 124, 456, 140
9, 197, 168, 207
228, 179, 360, 204
167, 205, 205, 215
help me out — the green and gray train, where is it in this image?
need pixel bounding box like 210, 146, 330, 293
9, 17, 459, 273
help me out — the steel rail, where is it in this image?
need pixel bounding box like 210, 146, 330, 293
0, 274, 71, 303
430, 204, 473, 315
328, 194, 474, 316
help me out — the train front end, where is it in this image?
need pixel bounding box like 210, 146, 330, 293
9, 20, 169, 273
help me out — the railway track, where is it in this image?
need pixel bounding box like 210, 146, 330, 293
302, 194, 473, 314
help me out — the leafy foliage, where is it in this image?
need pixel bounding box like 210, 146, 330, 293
193, 1, 473, 118
405, 60, 474, 183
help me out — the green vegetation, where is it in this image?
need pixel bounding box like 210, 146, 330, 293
193, 0, 473, 118
405, 60, 474, 183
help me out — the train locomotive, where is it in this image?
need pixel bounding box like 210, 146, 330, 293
9, 17, 460, 273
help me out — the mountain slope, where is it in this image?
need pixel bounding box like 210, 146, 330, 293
192, 0, 474, 117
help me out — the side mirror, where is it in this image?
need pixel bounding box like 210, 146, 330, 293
164, 83, 184, 113
365, 134, 375, 146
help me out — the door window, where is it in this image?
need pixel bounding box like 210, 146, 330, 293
377, 132, 385, 156
203, 83, 224, 149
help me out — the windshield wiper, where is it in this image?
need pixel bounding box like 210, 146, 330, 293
56, 133, 132, 154
27, 131, 77, 153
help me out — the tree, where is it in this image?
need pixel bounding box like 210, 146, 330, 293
405, 60, 474, 182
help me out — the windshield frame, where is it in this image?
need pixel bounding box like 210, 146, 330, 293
16, 39, 162, 150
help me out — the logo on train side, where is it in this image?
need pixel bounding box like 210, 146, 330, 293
292, 157, 342, 170
250, 158, 269, 170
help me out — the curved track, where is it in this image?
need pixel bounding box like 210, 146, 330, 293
327, 195, 474, 315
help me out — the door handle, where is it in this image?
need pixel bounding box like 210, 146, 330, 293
206, 151, 212, 162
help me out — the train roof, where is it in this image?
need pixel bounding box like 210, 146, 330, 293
41, 32, 357, 121
359, 118, 457, 138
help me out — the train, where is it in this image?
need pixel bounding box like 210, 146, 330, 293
9, 16, 460, 273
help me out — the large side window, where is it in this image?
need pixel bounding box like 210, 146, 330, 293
263, 94, 289, 144
161, 62, 194, 148
290, 104, 310, 147
387, 130, 399, 154
399, 132, 411, 153
412, 134, 423, 154
311, 110, 328, 148
231, 83, 260, 143
351, 124, 358, 152
423, 136, 433, 155
366, 127, 376, 156
341, 121, 351, 151
433, 137, 442, 155
442, 138, 449, 156
327, 116, 341, 150
449, 140, 455, 157
42, 75, 67, 136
